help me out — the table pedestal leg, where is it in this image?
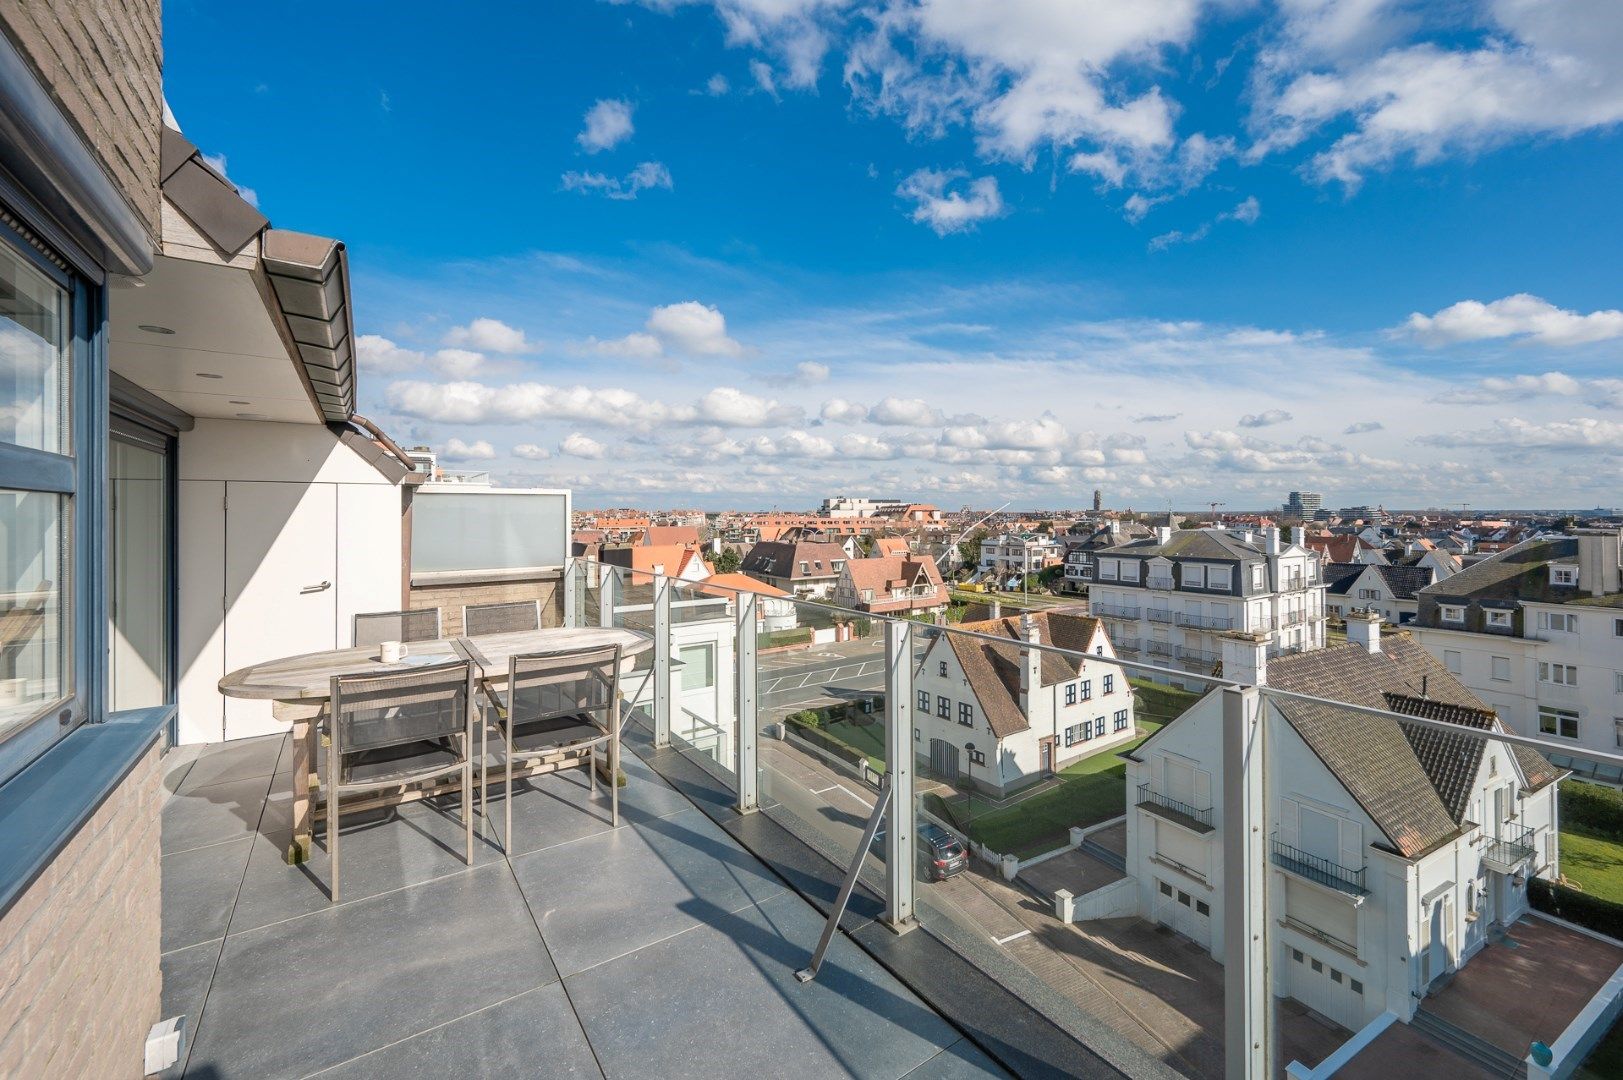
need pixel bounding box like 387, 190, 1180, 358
275, 700, 322, 864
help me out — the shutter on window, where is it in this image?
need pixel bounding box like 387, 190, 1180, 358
1279, 797, 1300, 849
1338, 817, 1361, 871
1193, 768, 1211, 808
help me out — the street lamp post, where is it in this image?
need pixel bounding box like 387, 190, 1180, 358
963, 741, 977, 839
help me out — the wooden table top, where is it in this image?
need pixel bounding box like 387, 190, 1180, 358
218, 627, 653, 701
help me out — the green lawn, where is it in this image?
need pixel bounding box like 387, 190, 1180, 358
1560, 827, 1623, 905
1128, 678, 1204, 723
935, 718, 1165, 860
1577, 1015, 1623, 1080
821, 717, 887, 773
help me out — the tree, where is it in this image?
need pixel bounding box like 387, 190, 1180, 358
711, 547, 741, 574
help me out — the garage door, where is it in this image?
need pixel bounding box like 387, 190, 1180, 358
1284, 946, 1365, 1030
1153, 878, 1211, 948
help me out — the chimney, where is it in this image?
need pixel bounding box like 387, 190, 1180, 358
1018, 614, 1042, 717
1154, 525, 1173, 544
1220, 631, 1269, 687
1290, 525, 1305, 549
1345, 609, 1381, 654
1576, 528, 1622, 599
1263, 527, 1281, 556
988, 599, 1001, 621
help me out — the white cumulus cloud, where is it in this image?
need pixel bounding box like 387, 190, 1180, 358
560, 433, 608, 459
896, 169, 1005, 235
441, 437, 495, 461
443, 317, 532, 353
1405, 295, 1623, 347
646, 301, 744, 357
577, 99, 634, 152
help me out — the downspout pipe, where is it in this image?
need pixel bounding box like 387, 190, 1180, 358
348, 413, 418, 475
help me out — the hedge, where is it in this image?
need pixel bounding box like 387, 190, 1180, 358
1530, 877, 1623, 941
784, 716, 865, 769
1561, 781, 1623, 842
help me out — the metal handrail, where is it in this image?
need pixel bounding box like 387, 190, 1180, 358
1176, 646, 1218, 663
1176, 613, 1232, 630
1147, 576, 1175, 590
1484, 823, 1536, 865
1092, 602, 1141, 619
1270, 836, 1367, 896
1147, 607, 1174, 623
1137, 782, 1213, 827
1147, 640, 1174, 657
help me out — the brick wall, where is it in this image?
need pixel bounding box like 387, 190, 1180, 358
2, 0, 164, 242
409, 573, 565, 637
0, 745, 162, 1078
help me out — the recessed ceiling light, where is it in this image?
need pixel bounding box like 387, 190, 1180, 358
138, 324, 175, 334
196, 372, 223, 379
235, 412, 270, 421
229, 400, 251, 405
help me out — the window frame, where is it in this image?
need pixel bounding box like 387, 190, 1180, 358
958, 702, 973, 727
916, 689, 930, 713
936, 695, 949, 719
0, 222, 102, 790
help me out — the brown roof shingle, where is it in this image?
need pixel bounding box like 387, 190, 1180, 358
928, 611, 1109, 739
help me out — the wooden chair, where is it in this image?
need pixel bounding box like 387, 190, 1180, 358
462, 599, 540, 637
324, 660, 476, 901
480, 644, 623, 851
352, 608, 440, 649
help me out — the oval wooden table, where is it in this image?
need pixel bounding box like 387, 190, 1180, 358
220, 627, 653, 863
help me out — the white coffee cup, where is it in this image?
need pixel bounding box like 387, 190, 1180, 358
380, 640, 407, 664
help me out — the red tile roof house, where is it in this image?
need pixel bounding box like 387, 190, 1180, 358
832, 556, 948, 617
912, 612, 1137, 797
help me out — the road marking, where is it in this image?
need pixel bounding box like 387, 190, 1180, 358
994, 930, 1032, 945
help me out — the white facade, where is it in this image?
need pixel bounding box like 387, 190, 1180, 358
1325, 564, 1430, 626
177, 419, 405, 744
1089, 529, 1326, 692
1123, 669, 1559, 1030
1415, 606, 1623, 764
911, 619, 1135, 795
978, 533, 1062, 576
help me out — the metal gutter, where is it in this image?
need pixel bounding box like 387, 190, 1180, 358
261, 230, 355, 422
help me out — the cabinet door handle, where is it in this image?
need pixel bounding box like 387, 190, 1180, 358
301, 580, 332, 594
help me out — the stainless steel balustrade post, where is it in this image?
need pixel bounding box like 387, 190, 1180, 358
735, 590, 758, 813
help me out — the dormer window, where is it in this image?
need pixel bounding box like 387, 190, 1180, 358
1486, 610, 1512, 628
1440, 605, 1465, 623
1551, 565, 1578, 588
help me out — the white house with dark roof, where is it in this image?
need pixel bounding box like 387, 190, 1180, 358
911, 612, 1135, 796
1120, 616, 1562, 1032
739, 539, 850, 599
1324, 562, 1437, 625
1412, 529, 1623, 783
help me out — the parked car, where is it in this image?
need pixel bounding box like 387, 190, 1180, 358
870, 821, 968, 881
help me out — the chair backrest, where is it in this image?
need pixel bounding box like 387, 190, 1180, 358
353, 608, 440, 648
506, 644, 623, 732
329, 660, 473, 755
463, 599, 541, 637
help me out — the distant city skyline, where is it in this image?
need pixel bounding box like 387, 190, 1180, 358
165, 2, 1623, 506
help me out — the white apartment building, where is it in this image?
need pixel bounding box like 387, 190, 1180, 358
912, 612, 1135, 796
978, 532, 1063, 578
1412, 529, 1623, 785
819, 495, 906, 518
1084, 526, 1327, 691
1122, 617, 1562, 1032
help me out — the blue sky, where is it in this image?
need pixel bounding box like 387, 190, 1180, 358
165, 1, 1623, 510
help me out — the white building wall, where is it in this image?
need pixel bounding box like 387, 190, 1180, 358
176, 419, 403, 744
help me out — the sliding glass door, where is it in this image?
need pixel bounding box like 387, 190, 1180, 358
109, 425, 172, 712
